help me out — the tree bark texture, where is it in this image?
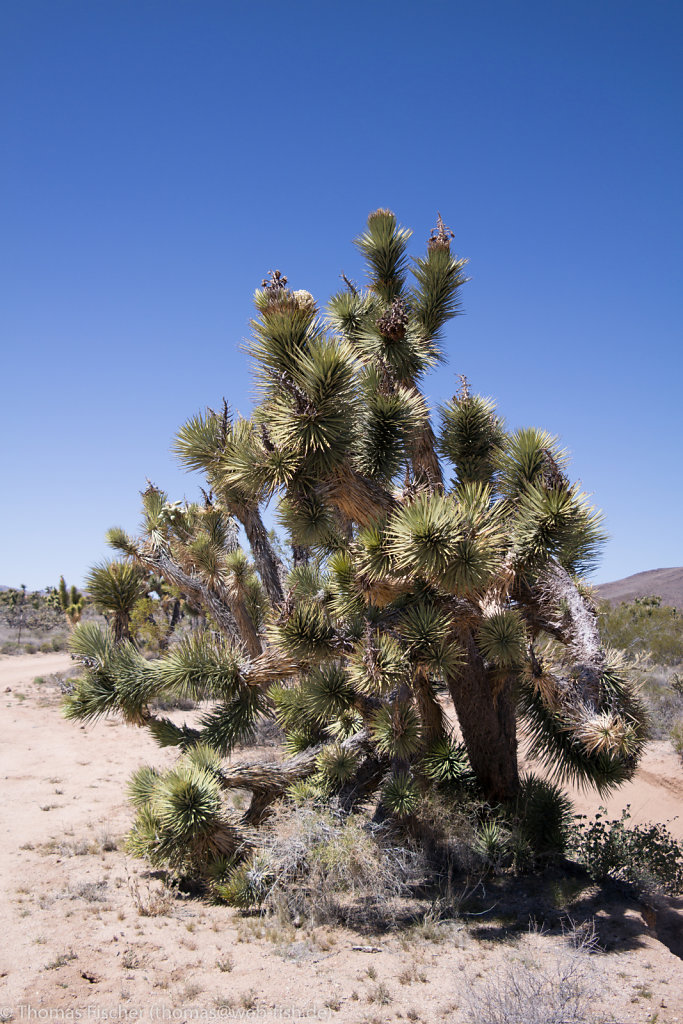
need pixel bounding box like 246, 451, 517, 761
447, 634, 520, 802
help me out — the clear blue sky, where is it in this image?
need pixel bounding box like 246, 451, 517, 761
1, 0, 681, 590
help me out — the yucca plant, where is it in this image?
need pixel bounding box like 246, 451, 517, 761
65, 210, 647, 888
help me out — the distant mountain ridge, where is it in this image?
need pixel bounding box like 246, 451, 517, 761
594, 567, 683, 610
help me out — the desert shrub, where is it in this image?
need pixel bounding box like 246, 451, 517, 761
23, 643, 37, 654
463, 925, 599, 1024
150, 696, 197, 712
409, 791, 494, 876
0, 586, 65, 639
243, 716, 285, 748
217, 853, 275, 909
571, 806, 683, 894
216, 801, 424, 926
129, 596, 173, 653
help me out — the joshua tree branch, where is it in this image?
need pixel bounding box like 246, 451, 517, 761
528, 558, 605, 701
219, 729, 372, 824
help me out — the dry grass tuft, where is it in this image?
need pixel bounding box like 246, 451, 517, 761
462, 921, 601, 1024
127, 874, 176, 917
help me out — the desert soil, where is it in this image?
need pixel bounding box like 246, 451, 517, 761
2, 652, 682, 1023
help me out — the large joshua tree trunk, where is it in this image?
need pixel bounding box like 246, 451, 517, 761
447, 635, 520, 802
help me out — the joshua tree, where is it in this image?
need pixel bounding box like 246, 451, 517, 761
64, 210, 646, 884
84, 560, 147, 641
5, 585, 28, 642
55, 576, 86, 629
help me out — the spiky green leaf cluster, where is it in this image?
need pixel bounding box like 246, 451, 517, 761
477, 609, 527, 668
216, 853, 275, 908
421, 738, 471, 785
382, 771, 420, 818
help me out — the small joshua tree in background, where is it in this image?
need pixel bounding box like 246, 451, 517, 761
84, 561, 147, 642
64, 210, 647, 896
55, 576, 86, 630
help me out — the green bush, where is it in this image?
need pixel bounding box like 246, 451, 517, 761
571, 806, 683, 894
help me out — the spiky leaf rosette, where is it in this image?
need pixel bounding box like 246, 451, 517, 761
477, 609, 527, 668
437, 392, 505, 486
198, 687, 268, 755
85, 560, 146, 609
127, 762, 248, 874
128, 765, 161, 808
216, 853, 275, 909
421, 738, 472, 786
287, 777, 330, 805
410, 229, 469, 343
370, 704, 422, 760
156, 632, 243, 701
181, 743, 225, 780
388, 492, 462, 579
274, 602, 335, 661
328, 550, 366, 619
511, 483, 606, 575
147, 717, 201, 749
355, 208, 411, 304
64, 624, 161, 724
496, 428, 570, 499
326, 708, 364, 741
353, 368, 424, 482
156, 765, 222, 841
383, 771, 420, 818
316, 742, 362, 786
301, 665, 356, 724
277, 491, 339, 549
348, 629, 407, 695
400, 601, 463, 677
269, 682, 326, 753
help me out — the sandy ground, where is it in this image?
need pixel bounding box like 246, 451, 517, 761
2, 652, 683, 1023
